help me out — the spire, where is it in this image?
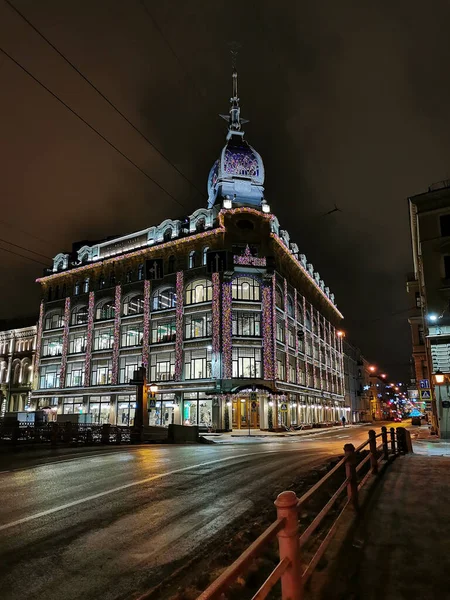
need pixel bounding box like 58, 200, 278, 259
220, 44, 248, 136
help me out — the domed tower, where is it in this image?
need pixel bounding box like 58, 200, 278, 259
207, 69, 266, 209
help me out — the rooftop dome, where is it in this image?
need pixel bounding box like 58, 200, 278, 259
207, 70, 265, 208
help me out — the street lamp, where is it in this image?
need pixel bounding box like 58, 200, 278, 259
149, 383, 158, 397
435, 370, 444, 384
369, 365, 376, 373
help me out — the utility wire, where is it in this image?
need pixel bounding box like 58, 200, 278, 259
0, 45, 186, 209
0, 218, 54, 249
4, 0, 205, 200
0, 244, 48, 266
0, 237, 51, 260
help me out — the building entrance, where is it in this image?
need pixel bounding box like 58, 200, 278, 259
232, 395, 260, 429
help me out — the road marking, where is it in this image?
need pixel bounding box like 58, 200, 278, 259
0, 448, 324, 532
336, 435, 350, 439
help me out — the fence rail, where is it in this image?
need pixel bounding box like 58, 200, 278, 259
197, 426, 412, 600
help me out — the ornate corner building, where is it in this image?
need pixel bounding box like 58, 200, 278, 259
30, 71, 346, 430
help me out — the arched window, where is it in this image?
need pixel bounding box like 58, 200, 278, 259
44, 310, 64, 330
12, 361, 20, 385
297, 299, 304, 323
126, 270, 133, 284
138, 264, 144, 281
196, 218, 205, 233
287, 295, 294, 317
275, 286, 283, 309
305, 310, 312, 331
109, 272, 116, 287
71, 306, 88, 326
0, 361, 7, 383
83, 278, 90, 293
95, 300, 115, 321
312, 317, 317, 335
185, 279, 213, 305
21, 358, 31, 384
123, 294, 144, 316
167, 255, 175, 274
74, 281, 81, 296
163, 228, 172, 242
152, 287, 177, 311
232, 277, 261, 301
188, 251, 198, 269
202, 247, 209, 266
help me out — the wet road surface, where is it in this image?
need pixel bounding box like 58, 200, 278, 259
0, 425, 381, 600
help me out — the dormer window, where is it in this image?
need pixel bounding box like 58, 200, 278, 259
163, 228, 172, 242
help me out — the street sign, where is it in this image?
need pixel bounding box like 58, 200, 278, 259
249, 392, 257, 402
420, 379, 430, 389
280, 403, 288, 412
251, 401, 257, 412
420, 390, 431, 400
148, 399, 156, 408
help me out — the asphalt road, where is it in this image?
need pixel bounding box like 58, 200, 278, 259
0, 424, 392, 600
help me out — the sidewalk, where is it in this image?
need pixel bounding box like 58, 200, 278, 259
409, 424, 450, 456
202, 423, 366, 443
321, 451, 450, 600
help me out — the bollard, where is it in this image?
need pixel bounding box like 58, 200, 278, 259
381, 426, 389, 461
344, 443, 359, 511
396, 427, 409, 454
390, 427, 396, 454
101, 424, 111, 445
404, 428, 413, 454
274, 491, 303, 600
368, 429, 378, 474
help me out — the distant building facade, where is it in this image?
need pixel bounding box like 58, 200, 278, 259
0, 320, 37, 415
30, 70, 346, 430
343, 340, 371, 422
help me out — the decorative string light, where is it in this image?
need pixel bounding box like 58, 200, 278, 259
84, 291, 95, 385
34, 301, 44, 376
283, 278, 289, 382
222, 281, 232, 379
174, 272, 184, 380
272, 275, 278, 380
262, 284, 274, 380
212, 272, 220, 355
111, 285, 121, 384
59, 297, 71, 387
142, 279, 151, 368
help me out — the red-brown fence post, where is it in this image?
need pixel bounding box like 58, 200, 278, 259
368, 429, 378, 474
274, 491, 302, 600
344, 443, 359, 511
390, 427, 396, 454
381, 426, 389, 461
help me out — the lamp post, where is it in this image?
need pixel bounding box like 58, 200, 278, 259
433, 370, 444, 437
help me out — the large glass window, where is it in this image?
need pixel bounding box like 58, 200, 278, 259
91, 359, 112, 385
119, 355, 141, 384
152, 287, 177, 311
121, 323, 143, 347
276, 320, 285, 343
232, 312, 261, 337
184, 348, 212, 379
185, 279, 213, 305
232, 277, 261, 301
66, 362, 85, 387
71, 306, 88, 326
62, 397, 84, 415
69, 332, 87, 354
149, 351, 175, 381
151, 319, 176, 344
148, 393, 176, 427
288, 355, 296, 383
276, 351, 286, 380
275, 286, 283, 309
88, 396, 111, 424
123, 294, 144, 316
183, 392, 212, 427
184, 313, 212, 339
93, 327, 114, 351
232, 347, 262, 378
95, 301, 115, 321
117, 395, 136, 426
42, 336, 63, 357
39, 364, 60, 389
297, 299, 304, 324
287, 296, 294, 317
288, 326, 295, 348
44, 311, 64, 330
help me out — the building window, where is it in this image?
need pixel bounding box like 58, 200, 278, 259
297, 299, 304, 324
287, 296, 294, 317
119, 355, 141, 384
288, 355, 296, 383
232, 347, 262, 378
152, 287, 177, 311
163, 228, 172, 242
196, 218, 206, 233
44, 311, 64, 330
183, 392, 212, 427
232, 277, 261, 301
149, 350, 175, 381
117, 394, 136, 426
83, 278, 89, 293
88, 396, 111, 424
305, 310, 312, 330
167, 255, 175, 274
185, 279, 212, 305
93, 327, 114, 351
418, 325, 425, 345
188, 251, 198, 269
415, 292, 421, 308
440, 214, 450, 237
95, 301, 115, 321
184, 313, 212, 339
74, 281, 81, 296
184, 348, 212, 379
91, 360, 112, 385
42, 336, 63, 357
62, 397, 84, 415
39, 364, 60, 389
123, 294, 144, 316
276, 320, 285, 343
66, 362, 85, 387
288, 326, 295, 348
151, 319, 176, 344
275, 286, 283, 309
121, 323, 143, 347
202, 247, 209, 266
232, 312, 261, 337
126, 270, 133, 283
71, 306, 88, 325
276, 351, 286, 380
69, 332, 87, 354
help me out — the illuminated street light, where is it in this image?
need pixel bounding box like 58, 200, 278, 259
435, 370, 445, 384
428, 313, 438, 322
149, 383, 158, 397
337, 330, 344, 338
381, 373, 387, 378
369, 365, 376, 372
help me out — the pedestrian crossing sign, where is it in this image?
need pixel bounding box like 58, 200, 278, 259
420, 389, 431, 400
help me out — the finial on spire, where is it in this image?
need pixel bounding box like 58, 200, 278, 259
220, 42, 248, 135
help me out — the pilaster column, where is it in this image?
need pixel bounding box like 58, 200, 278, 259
211, 272, 221, 379
263, 282, 275, 380
111, 285, 121, 385
294, 289, 301, 385
222, 280, 232, 380
34, 301, 44, 380
142, 279, 151, 369
84, 291, 95, 386
272, 275, 278, 380
283, 278, 289, 382
174, 272, 184, 381
59, 297, 71, 388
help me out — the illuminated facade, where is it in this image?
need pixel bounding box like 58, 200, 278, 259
31, 70, 346, 430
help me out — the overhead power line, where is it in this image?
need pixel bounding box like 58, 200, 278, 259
4, 0, 205, 200
0, 244, 48, 266
0, 237, 51, 260
0, 218, 54, 249
0, 45, 186, 209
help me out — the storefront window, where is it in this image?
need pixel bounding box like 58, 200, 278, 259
119, 355, 141, 384
62, 397, 84, 414
88, 396, 111, 424
117, 395, 135, 426
91, 359, 112, 385
148, 394, 176, 427
183, 392, 212, 427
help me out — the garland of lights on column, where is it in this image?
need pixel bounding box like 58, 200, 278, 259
272, 275, 278, 380
34, 301, 44, 376
59, 297, 71, 387
174, 271, 184, 380
111, 285, 121, 384
222, 281, 232, 379
142, 279, 151, 368
262, 284, 274, 380
294, 289, 301, 386
84, 291, 95, 386
283, 278, 289, 383
212, 271, 220, 355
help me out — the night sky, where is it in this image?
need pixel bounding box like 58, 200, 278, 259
2, 1, 450, 380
